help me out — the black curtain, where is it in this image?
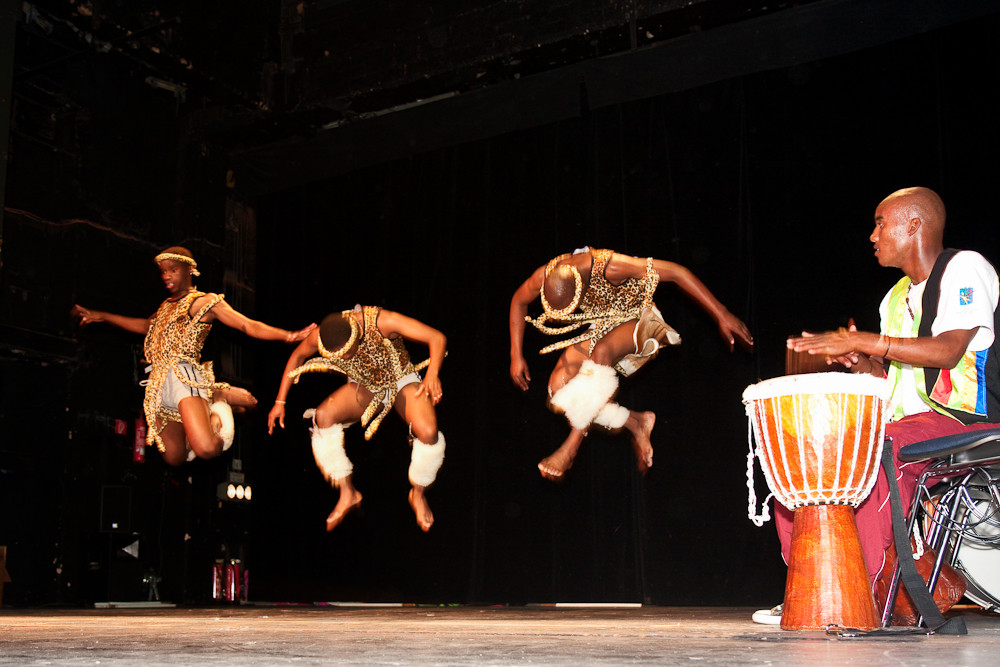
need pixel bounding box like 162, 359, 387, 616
245, 18, 999, 605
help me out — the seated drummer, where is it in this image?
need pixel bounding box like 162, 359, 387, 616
764, 187, 1000, 624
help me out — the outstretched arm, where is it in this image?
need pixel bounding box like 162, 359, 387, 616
509, 265, 546, 390
267, 329, 320, 434
71, 304, 151, 335
651, 260, 753, 352
378, 310, 448, 404
201, 298, 316, 343
787, 326, 977, 373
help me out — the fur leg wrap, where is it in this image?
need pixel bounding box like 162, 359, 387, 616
549, 360, 619, 430
593, 402, 629, 430
311, 423, 353, 484
409, 432, 446, 487
210, 401, 235, 450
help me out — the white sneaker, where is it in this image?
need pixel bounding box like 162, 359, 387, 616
751, 604, 782, 625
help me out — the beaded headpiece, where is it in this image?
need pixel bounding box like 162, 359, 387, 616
540, 256, 583, 319
317, 312, 361, 359
154, 252, 201, 277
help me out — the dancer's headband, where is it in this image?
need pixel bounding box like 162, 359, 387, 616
540, 257, 583, 319
154, 252, 200, 277
318, 313, 360, 359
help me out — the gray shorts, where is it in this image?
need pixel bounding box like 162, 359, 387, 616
148, 362, 210, 411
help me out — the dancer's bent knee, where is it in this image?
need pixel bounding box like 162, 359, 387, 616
549, 359, 620, 430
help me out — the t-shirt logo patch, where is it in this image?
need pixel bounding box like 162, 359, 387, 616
959, 287, 974, 305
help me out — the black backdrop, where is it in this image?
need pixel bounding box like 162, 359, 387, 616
243, 22, 1000, 605
2, 13, 1000, 607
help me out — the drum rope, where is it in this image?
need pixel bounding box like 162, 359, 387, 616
792, 394, 811, 502
746, 414, 774, 526
771, 397, 795, 505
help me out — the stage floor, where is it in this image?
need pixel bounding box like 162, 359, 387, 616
2, 604, 999, 665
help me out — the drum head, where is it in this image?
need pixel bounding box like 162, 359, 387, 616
743, 372, 890, 402
955, 498, 1000, 612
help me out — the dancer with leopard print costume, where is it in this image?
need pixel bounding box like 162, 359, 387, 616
268, 306, 447, 533
510, 247, 753, 480
72, 246, 315, 466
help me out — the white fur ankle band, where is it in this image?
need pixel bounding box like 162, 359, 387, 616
409, 432, 446, 487
210, 401, 235, 450
549, 360, 619, 430
593, 402, 629, 430
311, 422, 353, 483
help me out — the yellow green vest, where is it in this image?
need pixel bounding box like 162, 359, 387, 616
884, 274, 991, 423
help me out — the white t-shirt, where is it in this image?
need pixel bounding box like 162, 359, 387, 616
879, 250, 999, 418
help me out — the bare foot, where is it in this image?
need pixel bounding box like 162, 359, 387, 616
538, 447, 575, 481
408, 488, 434, 532
537, 429, 586, 481
325, 487, 363, 531
630, 411, 655, 474
216, 386, 258, 409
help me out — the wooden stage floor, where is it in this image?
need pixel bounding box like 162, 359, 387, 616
2, 604, 999, 665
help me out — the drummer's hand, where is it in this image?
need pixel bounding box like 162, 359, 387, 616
827, 320, 864, 368
786, 326, 856, 359
831, 351, 862, 368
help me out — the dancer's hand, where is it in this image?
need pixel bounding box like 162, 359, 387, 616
717, 310, 753, 353
285, 323, 317, 344
415, 375, 443, 405
267, 403, 286, 434
510, 355, 531, 391
71, 304, 103, 326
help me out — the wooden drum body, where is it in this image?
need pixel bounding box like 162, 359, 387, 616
744, 372, 890, 630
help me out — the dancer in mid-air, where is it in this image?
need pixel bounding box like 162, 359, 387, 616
72, 246, 315, 466
268, 305, 447, 532
510, 246, 753, 480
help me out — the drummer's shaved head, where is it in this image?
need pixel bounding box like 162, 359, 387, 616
882, 186, 946, 244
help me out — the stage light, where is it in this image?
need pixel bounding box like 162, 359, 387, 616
217, 461, 251, 503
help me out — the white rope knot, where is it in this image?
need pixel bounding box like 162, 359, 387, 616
911, 516, 925, 560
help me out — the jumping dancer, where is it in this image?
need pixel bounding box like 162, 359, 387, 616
268, 305, 447, 532
72, 246, 315, 466
510, 247, 753, 480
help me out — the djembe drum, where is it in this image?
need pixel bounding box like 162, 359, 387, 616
744, 372, 890, 630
